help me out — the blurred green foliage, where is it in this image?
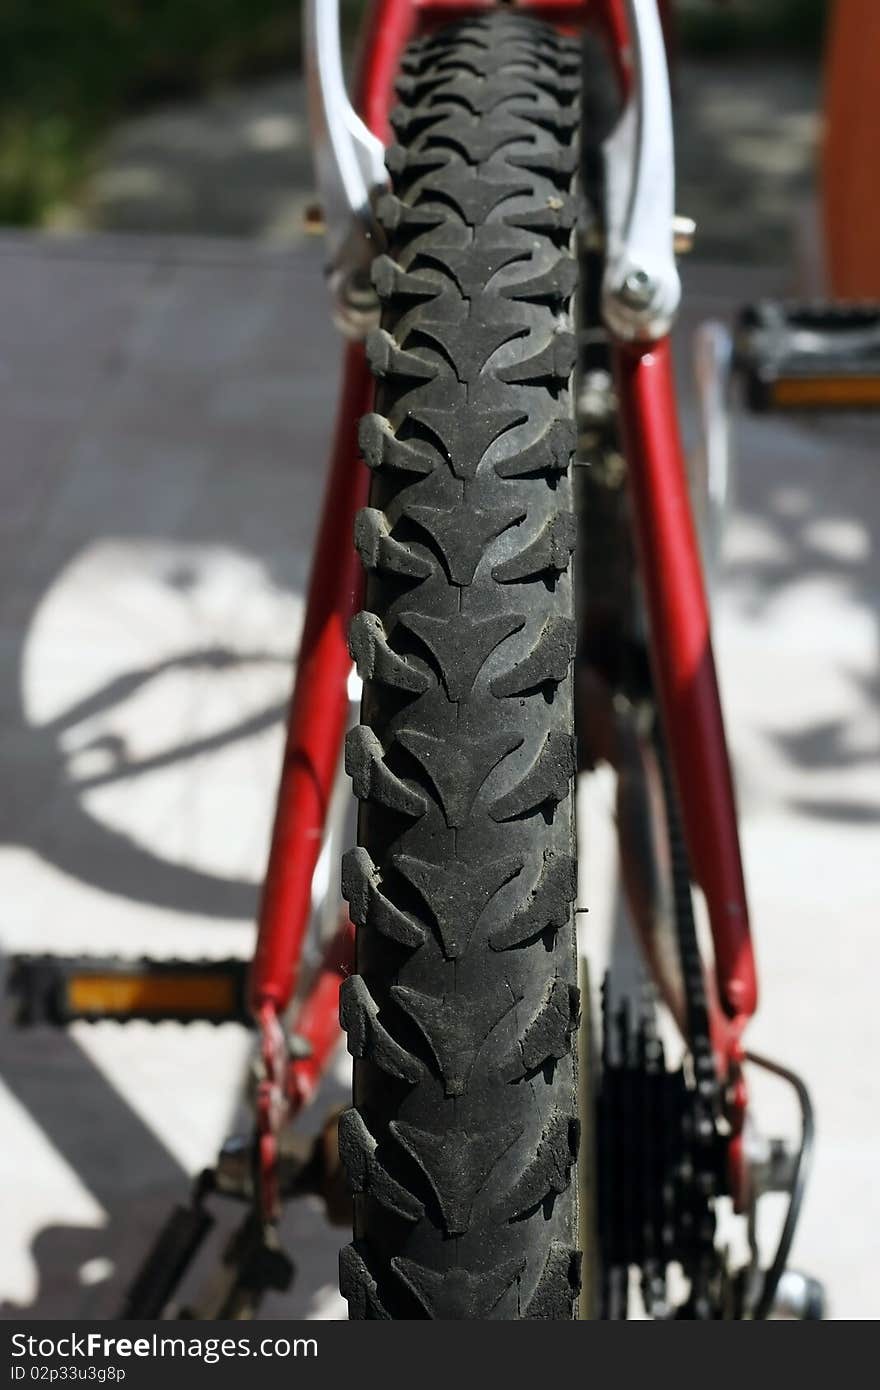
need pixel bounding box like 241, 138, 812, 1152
0, 1, 359, 226
0, 0, 830, 228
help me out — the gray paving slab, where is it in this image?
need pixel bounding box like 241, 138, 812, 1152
0, 235, 876, 1320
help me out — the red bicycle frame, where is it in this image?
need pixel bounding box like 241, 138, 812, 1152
249, 0, 757, 1213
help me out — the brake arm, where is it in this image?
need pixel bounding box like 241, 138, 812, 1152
601, 0, 681, 341
304, 0, 387, 332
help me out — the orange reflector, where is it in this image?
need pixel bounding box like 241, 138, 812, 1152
771, 376, 880, 408
67, 972, 237, 1017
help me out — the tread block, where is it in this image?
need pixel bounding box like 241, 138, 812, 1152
450, 48, 554, 81
348, 612, 431, 696
391, 71, 436, 99
524, 1243, 582, 1319
548, 47, 582, 74
346, 726, 427, 820
415, 317, 528, 384
388, 103, 444, 140
340, 975, 424, 1085
424, 76, 542, 117
420, 241, 530, 300
422, 114, 536, 164
371, 254, 442, 304
366, 329, 438, 384
394, 851, 523, 959
396, 726, 523, 829
491, 615, 576, 698
461, 46, 549, 69
339, 1244, 391, 1320
507, 145, 579, 182
392, 980, 520, 1096
502, 979, 580, 1082
404, 498, 525, 586
531, 70, 582, 100
358, 414, 436, 477
409, 401, 527, 479
338, 1108, 424, 1222
413, 172, 532, 226
354, 508, 433, 581
496, 331, 576, 386
510, 104, 580, 138
342, 847, 427, 949
391, 1117, 521, 1236
504, 1110, 579, 1220
393, 1255, 525, 1320
494, 418, 576, 481
489, 730, 575, 821
492, 510, 577, 583
399, 610, 525, 701
375, 193, 444, 236
384, 145, 449, 181
490, 849, 577, 951
504, 194, 577, 238
501, 256, 578, 308
415, 54, 532, 85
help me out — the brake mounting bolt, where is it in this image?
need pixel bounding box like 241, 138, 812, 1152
620, 267, 656, 310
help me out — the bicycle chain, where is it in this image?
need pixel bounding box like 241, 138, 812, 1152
655, 728, 730, 1316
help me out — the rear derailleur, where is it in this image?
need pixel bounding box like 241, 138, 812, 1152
596, 987, 825, 1320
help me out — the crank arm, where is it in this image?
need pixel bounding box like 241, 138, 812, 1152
179, 1211, 294, 1321
119, 1173, 216, 1319
120, 1172, 295, 1320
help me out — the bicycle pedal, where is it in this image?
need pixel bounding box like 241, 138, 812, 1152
736, 300, 880, 411
7, 954, 249, 1026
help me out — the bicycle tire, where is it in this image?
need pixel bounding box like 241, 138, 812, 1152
340, 12, 582, 1319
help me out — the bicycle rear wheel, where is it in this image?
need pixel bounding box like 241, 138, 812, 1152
341, 13, 582, 1319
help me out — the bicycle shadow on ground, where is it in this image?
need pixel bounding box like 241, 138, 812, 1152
0, 233, 345, 1317
0, 623, 354, 1318
0, 963, 187, 1319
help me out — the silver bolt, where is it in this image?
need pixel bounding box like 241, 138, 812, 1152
619, 267, 656, 310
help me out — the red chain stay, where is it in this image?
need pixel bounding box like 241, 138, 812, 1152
256, 918, 356, 1223
256, 1002, 288, 1223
